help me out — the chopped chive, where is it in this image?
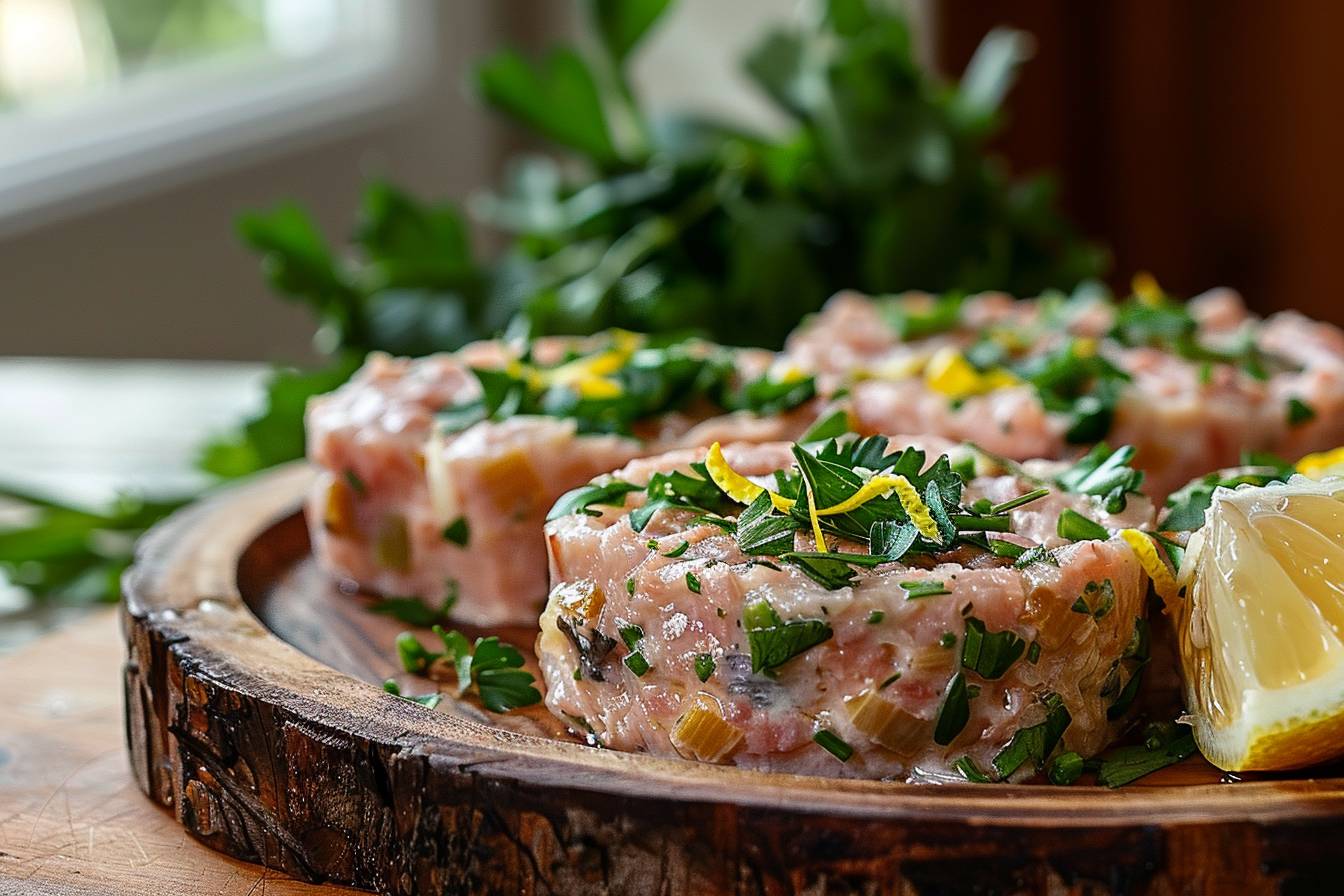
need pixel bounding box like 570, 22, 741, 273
939, 632, 956, 649
988, 539, 1027, 560
961, 617, 1026, 679
442, 516, 470, 547
813, 729, 854, 762
989, 487, 1050, 515
623, 651, 651, 676
686, 571, 702, 593
953, 755, 992, 783
948, 514, 1013, 532
867, 610, 885, 624
879, 671, 902, 689
344, 469, 367, 496
619, 624, 644, 650
902, 579, 950, 599
1057, 508, 1109, 542
573, 666, 582, 680
625, 577, 636, 595
646, 538, 658, 550
694, 654, 716, 682
1026, 641, 1041, 664
1048, 751, 1084, 785
663, 540, 690, 558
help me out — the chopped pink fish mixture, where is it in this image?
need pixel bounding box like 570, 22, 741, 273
538, 441, 1155, 781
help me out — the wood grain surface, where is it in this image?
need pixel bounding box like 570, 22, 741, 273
120, 464, 1344, 895
0, 607, 358, 895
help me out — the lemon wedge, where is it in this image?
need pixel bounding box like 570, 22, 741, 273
1177, 475, 1344, 771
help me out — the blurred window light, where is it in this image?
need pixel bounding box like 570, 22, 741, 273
0, 0, 432, 233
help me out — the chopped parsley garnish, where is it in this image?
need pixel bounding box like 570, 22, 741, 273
991, 692, 1071, 778
953, 755, 992, 783
382, 679, 441, 709
867, 610, 885, 624
368, 588, 458, 627
933, 671, 972, 745
694, 654, 716, 682
548, 479, 641, 521
396, 631, 437, 673
938, 632, 956, 649
1026, 641, 1041, 664
743, 598, 832, 674
880, 291, 965, 340
726, 372, 817, 416
431, 626, 541, 712
1014, 338, 1130, 444
1160, 459, 1294, 531
902, 579, 950, 600
1056, 508, 1109, 542
961, 617, 1027, 679
685, 571, 702, 593
442, 516, 470, 547
1055, 443, 1144, 513
1094, 723, 1196, 787
1106, 617, 1150, 720
798, 408, 851, 443
625, 577, 636, 595
812, 729, 854, 762
1287, 397, 1316, 426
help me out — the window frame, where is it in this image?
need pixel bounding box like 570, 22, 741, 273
0, 1, 437, 236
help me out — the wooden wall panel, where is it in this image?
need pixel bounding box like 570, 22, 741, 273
934, 1, 1344, 322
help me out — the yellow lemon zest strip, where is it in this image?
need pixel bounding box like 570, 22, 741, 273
924, 347, 1020, 400
770, 492, 797, 513
806, 482, 827, 550
571, 375, 623, 399
804, 474, 939, 541
1296, 447, 1344, 479
1119, 529, 1179, 602
705, 442, 764, 504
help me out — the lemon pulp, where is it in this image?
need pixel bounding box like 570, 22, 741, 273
1179, 476, 1344, 770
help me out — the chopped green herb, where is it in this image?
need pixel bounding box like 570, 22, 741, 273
431, 626, 541, 712
1161, 460, 1294, 531
625, 577, 636, 595
624, 651, 651, 676
961, 617, 1027, 680
1072, 579, 1116, 620
685, 571, 702, 593
573, 666, 582, 680
1055, 443, 1144, 513
989, 487, 1050, 515
396, 631, 438, 673
879, 671, 902, 689
1047, 751, 1084, 785
798, 409, 851, 443
813, 729, 853, 762
1012, 545, 1058, 569
344, 469, 367, 496
867, 610, 885, 625
743, 598, 833, 674
1057, 508, 1109, 542
382, 679, 441, 709
694, 654, 716, 682
549, 479, 641, 520
1026, 641, 1041, 664
902, 579, 950, 600
619, 623, 644, 650
939, 632, 957, 649
442, 516, 470, 547
663, 540, 690, 558
953, 755, 992, 783
991, 692, 1071, 778
988, 539, 1026, 560
368, 589, 458, 627
1095, 726, 1196, 787
1287, 397, 1316, 426
933, 671, 972, 746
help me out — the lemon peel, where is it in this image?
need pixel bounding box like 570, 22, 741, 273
805, 482, 827, 550
1118, 528, 1179, 602
1132, 271, 1163, 306
1296, 447, 1344, 479
705, 442, 766, 505
924, 347, 1020, 400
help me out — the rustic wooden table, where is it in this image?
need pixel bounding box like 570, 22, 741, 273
0, 358, 355, 892
0, 607, 360, 894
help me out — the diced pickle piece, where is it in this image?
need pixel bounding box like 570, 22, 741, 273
671, 692, 743, 763
480, 449, 545, 518
845, 689, 929, 754
375, 515, 412, 572
323, 477, 358, 537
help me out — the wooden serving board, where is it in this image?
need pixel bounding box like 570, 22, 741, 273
122, 464, 1344, 895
